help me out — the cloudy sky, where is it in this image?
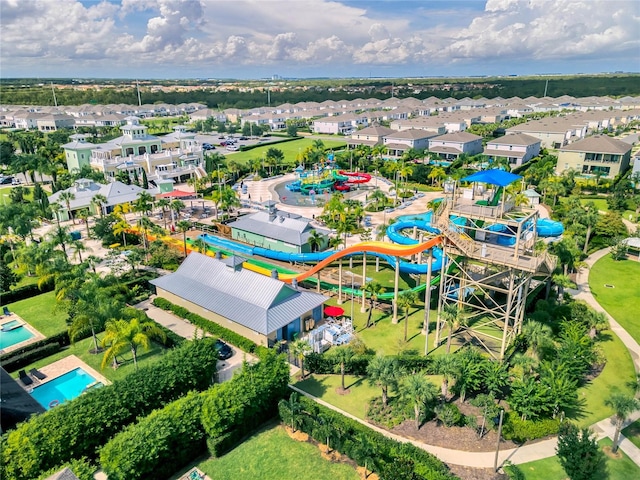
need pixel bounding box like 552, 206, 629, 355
1, 0, 638, 79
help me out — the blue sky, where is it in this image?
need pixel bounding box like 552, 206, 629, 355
1, 0, 638, 79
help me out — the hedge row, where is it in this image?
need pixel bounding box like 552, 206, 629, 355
238, 136, 301, 152
99, 351, 289, 480
100, 392, 206, 480
152, 297, 266, 355
291, 394, 457, 480
0, 331, 70, 372
1, 281, 55, 305
1, 339, 219, 480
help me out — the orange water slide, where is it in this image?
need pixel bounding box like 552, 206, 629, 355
279, 237, 442, 283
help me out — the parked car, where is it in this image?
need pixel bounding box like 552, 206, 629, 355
202, 143, 215, 150
215, 340, 233, 360
0, 176, 14, 185
238, 136, 248, 140
226, 144, 239, 151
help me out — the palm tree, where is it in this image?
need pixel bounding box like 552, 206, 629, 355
101, 317, 166, 370
521, 320, 553, 361
70, 239, 88, 264
401, 374, 439, 429
581, 202, 600, 254
192, 238, 207, 254
170, 199, 185, 225
113, 219, 130, 247
290, 339, 312, 379
331, 345, 354, 392
176, 220, 192, 257
367, 355, 403, 407
369, 188, 387, 210
428, 166, 446, 187
156, 198, 171, 229
76, 208, 91, 238
278, 392, 304, 432
433, 354, 457, 397
352, 433, 376, 478
58, 190, 76, 224
307, 229, 323, 252
605, 393, 640, 453
91, 194, 108, 218
397, 290, 418, 342
552, 273, 574, 300
440, 305, 466, 353
363, 281, 385, 328
312, 413, 339, 453
133, 191, 154, 217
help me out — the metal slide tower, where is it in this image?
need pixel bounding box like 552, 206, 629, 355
432, 172, 557, 360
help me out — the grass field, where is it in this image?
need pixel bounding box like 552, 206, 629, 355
622, 419, 640, 449
225, 137, 346, 165
571, 328, 636, 427
9, 291, 70, 336
1, 185, 34, 203
589, 255, 640, 344
294, 373, 442, 420
197, 424, 359, 480
516, 438, 639, 479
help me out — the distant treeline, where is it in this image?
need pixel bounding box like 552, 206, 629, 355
1, 75, 638, 109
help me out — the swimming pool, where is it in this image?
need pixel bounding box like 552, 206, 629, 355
0, 320, 34, 350
30, 367, 103, 410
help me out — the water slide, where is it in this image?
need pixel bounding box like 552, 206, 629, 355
339, 170, 372, 184
486, 218, 565, 245
300, 178, 335, 195
199, 233, 444, 276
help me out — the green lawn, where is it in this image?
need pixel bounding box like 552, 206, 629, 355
0, 185, 34, 203
9, 291, 70, 336
10, 335, 168, 383
295, 373, 442, 421
197, 424, 359, 480
579, 198, 609, 212
622, 419, 640, 449
571, 329, 636, 427
516, 438, 639, 479
589, 255, 640, 344
227, 138, 346, 165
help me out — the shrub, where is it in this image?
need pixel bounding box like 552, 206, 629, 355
366, 396, 411, 429
0, 332, 70, 372
305, 351, 372, 375
1, 339, 218, 480
501, 412, 561, 443
201, 350, 290, 440
1, 282, 55, 305
434, 403, 464, 427
100, 392, 206, 480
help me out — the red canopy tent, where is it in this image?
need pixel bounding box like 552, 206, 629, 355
324, 306, 345, 317
157, 190, 194, 199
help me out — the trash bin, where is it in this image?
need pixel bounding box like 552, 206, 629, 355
70, 231, 81, 240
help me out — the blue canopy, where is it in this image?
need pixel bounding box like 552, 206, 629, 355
461, 169, 522, 187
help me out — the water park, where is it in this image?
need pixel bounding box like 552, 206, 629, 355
184, 169, 565, 358
277, 164, 372, 206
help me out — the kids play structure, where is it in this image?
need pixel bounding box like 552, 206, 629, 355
286, 168, 371, 194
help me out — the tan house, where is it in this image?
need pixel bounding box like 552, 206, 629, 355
556, 135, 632, 178
483, 133, 541, 166
348, 125, 395, 148
428, 132, 483, 160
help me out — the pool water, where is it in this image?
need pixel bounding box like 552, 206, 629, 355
0, 320, 34, 350
30, 367, 103, 410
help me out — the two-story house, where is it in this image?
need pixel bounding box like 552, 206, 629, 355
483, 133, 541, 166
428, 132, 483, 160
556, 135, 632, 178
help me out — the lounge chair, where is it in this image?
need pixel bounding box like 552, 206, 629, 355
18, 370, 33, 386
3, 306, 10, 316
29, 368, 47, 381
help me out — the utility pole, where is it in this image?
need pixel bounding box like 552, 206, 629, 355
494, 409, 505, 472
543, 79, 549, 98
136, 80, 142, 107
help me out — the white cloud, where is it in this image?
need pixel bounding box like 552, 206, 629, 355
0, 0, 637, 77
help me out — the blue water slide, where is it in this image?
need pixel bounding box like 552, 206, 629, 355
198, 233, 443, 274
536, 218, 564, 237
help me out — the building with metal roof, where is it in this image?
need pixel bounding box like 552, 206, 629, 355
150, 253, 328, 346
228, 207, 330, 254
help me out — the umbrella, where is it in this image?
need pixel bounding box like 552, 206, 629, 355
324, 306, 345, 317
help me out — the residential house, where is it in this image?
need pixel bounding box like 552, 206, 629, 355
556, 135, 632, 178
348, 125, 395, 148
382, 129, 437, 157
428, 132, 483, 160
483, 133, 541, 166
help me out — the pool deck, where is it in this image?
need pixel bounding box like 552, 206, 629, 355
0, 313, 46, 355
21, 354, 111, 391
